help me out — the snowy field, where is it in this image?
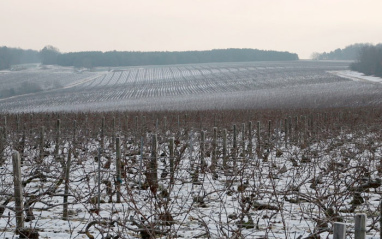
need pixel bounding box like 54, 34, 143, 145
328, 70, 382, 84
0, 61, 382, 112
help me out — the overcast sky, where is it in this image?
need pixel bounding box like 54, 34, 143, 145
1, 0, 381, 59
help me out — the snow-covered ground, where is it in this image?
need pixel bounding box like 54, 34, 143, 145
4, 61, 382, 112
329, 70, 382, 83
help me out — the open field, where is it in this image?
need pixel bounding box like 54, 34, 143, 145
1, 61, 382, 112
0, 108, 382, 238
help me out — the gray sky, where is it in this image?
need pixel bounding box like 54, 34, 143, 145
1, 0, 381, 59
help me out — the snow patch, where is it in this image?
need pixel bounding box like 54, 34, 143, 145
329, 70, 382, 83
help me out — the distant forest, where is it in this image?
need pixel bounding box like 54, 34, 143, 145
55, 49, 299, 68
0, 47, 40, 70
0, 46, 298, 70
311, 43, 372, 60
350, 44, 382, 77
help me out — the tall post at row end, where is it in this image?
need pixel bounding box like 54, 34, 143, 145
333, 222, 346, 239
355, 213, 366, 239
63, 148, 72, 220
116, 137, 122, 203
12, 151, 24, 233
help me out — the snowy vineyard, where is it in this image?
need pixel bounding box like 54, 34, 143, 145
3, 61, 382, 113
0, 108, 382, 238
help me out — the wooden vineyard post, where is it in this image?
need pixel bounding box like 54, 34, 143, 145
241, 123, 245, 158
54, 119, 60, 159
169, 137, 175, 184
193, 131, 204, 182
20, 124, 26, 161
211, 128, 218, 174
149, 134, 158, 193
115, 137, 122, 203
232, 124, 237, 170
177, 115, 180, 132
288, 116, 292, 145
73, 120, 77, 158
135, 116, 139, 143
101, 117, 105, 150
256, 121, 261, 159
63, 148, 72, 220
14, 114, 20, 136
267, 120, 271, 153
333, 222, 346, 239
355, 213, 366, 239
163, 117, 167, 135
12, 151, 24, 233
39, 126, 45, 162
248, 121, 253, 159
294, 116, 298, 145
97, 148, 101, 212
301, 115, 306, 147
112, 117, 116, 149
222, 129, 227, 169
200, 131, 205, 173
123, 115, 128, 151
139, 137, 144, 190
142, 116, 147, 134
124, 115, 129, 136
188, 131, 194, 171
284, 118, 288, 148
309, 113, 314, 139
380, 199, 382, 239
0, 127, 4, 165
84, 115, 89, 137
315, 113, 319, 141
3, 116, 7, 139
155, 118, 159, 133
16, 114, 20, 133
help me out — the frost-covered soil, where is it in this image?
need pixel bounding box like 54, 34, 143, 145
1, 119, 382, 238
329, 70, 382, 84
1, 61, 382, 112
0, 65, 102, 97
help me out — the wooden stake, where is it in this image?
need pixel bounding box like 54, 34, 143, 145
333, 222, 346, 239
54, 119, 60, 158
248, 122, 253, 158
222, 129, 227, 169
39, 126, 45, 161
12, 151, 24, 233
355, 213, 366, 239
101, 117, 105, 150
241, 123, 246, 157
169, 137, 174, 184
211, 127, 217, 172
116, 137, 122, 203
63, 148, 71, 220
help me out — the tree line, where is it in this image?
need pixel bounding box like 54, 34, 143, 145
311, 43, 371, 61
350, 44, 382, 77
54, 48, 299, 68
1, 46, 299, 70
0, 47, 40, 70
